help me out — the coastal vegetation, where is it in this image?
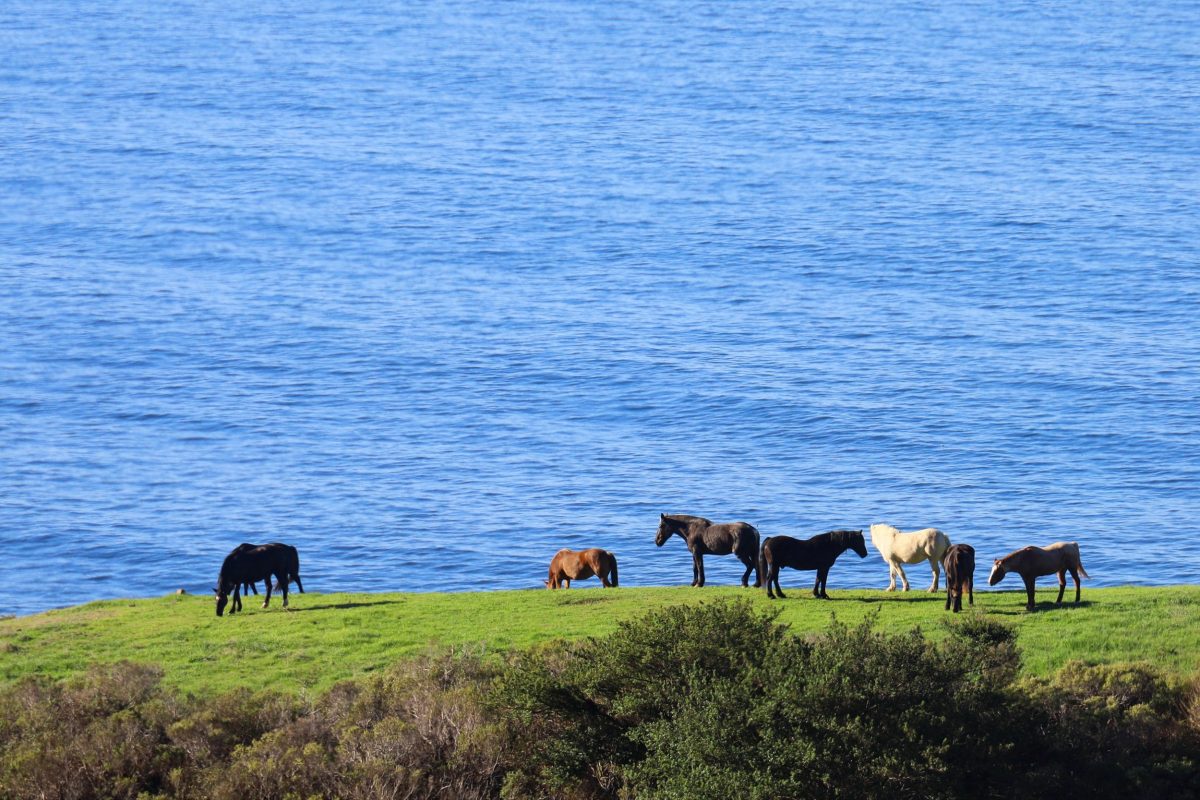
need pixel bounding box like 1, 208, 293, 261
2, 586, 1197, 695
2, 592, 1199, 799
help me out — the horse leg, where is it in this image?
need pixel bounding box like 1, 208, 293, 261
1070, 567, 1081, 604
694, 550, 706, 588
279, 570, 289, 609
739, 556, 753, 588
1023, 575, 1037, 610
262, 577, 272, 609
968, 576, 974, 606
816, 567, 830, 599
1055, 570, 1066, 605
945, 582, 952, 611
928, 558, 940, 593
895, 561, 911, 592
885, 562, 897, 591
232, 584, 241, 614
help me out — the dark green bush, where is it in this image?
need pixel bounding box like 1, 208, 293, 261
495, 601, 1048, 799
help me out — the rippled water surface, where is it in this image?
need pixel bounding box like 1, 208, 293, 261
2, 0, 1198, 615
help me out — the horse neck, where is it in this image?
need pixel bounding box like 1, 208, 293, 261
1002, 551, 1028, 571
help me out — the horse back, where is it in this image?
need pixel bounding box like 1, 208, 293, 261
701, 521, 758, 555
943, 543, 975, 583
226, 545, 290, 582
1045, 541, 1088, 576
766, 533, 832, 570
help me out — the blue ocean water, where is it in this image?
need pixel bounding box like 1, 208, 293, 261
1, 0, 1198, 616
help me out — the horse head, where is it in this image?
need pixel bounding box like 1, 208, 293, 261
655, 513, 679, 547
848, 529, 868, 558
988, 559, 1007, 586
214, 582, 231, 616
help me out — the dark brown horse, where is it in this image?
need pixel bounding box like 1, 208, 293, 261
988, 542, 1088, 611
942, 543, 975, 612
214, 542, 304, 616
655, 513, 761, 588
760, 530, 867, 599
545, 548, 619, 589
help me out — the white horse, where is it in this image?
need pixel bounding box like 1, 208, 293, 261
869, 523, 952, 592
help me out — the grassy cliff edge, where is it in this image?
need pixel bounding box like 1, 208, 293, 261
2, 585, 1197, 695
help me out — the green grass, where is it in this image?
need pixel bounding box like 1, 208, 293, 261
2, 585, 1197, 696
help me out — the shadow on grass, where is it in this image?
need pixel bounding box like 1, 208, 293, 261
843, 593, 947, 603
288, 600, 406, 612
985, 600, 1096, 616
553, 593, 615, 606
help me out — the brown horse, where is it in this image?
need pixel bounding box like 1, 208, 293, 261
988, 542, 1089, 611
655, 513, 761, 588
545, 548, 619, 589
942, 543, 975, 612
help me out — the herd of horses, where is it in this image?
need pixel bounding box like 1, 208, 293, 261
212, 513, 1090, 616
550, 513, 1089, 613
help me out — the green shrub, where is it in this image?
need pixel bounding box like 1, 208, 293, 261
493, 601, 1057, 799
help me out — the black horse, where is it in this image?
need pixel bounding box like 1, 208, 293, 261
760, 529, 867, 600
214, 542, 304, 616
942, 543, 975, 612
655, 513, 761, 588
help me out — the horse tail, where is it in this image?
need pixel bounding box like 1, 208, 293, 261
1072, 542, 1089, 579
609, 551, 619, 587
759, 536, 771, 587
287, 545, 304, 592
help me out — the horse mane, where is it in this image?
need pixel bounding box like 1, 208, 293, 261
829, 529, 861, 546
663, 513, 712, 527
665, 513, 708, 522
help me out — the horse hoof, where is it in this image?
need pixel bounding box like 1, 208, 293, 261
261, 602, 268, 609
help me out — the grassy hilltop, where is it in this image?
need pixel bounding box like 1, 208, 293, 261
2, 584, 1198, 695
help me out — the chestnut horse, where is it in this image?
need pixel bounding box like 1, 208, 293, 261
545, 548, 618, 589
988, 542, 1089, 611
942, 543, 975, 612
655, 513, 761, 588
869, 523, 951, 592
760, 529, 867, 600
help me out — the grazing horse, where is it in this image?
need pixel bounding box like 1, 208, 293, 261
545, 548, 619, 589
942, 543, 975, 612
655, 513, 761, 588
869, 523, 951, 592
988, 542, 1089, 611
760, 529, 867, 600
214, 542, 304, 616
